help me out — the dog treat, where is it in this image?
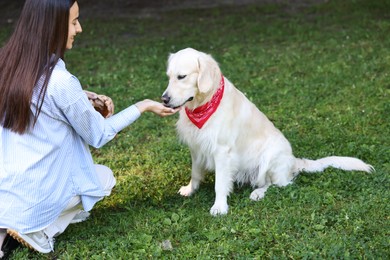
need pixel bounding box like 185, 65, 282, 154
92, 96, 110, 118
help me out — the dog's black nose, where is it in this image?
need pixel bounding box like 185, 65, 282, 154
161, 93, 170, 105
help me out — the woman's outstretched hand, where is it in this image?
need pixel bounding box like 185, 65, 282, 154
135, 99, 180, 117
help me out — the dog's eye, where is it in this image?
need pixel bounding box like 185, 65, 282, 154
177, 75, 186, 80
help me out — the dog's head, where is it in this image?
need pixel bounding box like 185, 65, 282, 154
161, 48, 221, 110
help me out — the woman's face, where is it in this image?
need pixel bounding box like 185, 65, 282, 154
66, 2, 82, 50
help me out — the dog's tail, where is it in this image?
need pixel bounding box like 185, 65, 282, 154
293, 156, 374, 174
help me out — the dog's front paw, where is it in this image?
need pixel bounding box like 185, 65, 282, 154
210, 202, 229, 216
178, 185, 193, 197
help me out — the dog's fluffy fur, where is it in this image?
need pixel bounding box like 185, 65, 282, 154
162, 48, 373, 216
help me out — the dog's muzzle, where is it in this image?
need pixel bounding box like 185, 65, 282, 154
161, 93, 171, 106
161, 93, 193, 109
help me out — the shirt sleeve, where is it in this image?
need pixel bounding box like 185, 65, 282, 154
50, 73, 141, 148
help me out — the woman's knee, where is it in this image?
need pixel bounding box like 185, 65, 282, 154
94, 164, 116, 195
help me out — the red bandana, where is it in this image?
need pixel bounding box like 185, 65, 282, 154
185, 76, 225, 129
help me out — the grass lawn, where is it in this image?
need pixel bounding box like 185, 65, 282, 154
1, 0, 389, 258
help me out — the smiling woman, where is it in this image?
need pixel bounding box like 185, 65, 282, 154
67, 2, 82, 49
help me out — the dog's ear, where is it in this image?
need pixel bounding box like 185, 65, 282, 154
167, 53, 174, 71
197, 54, 220, 93
168, 53, 174, 63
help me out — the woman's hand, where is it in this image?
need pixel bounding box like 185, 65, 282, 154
85, 90, 115, 118
135, 99, 180, 117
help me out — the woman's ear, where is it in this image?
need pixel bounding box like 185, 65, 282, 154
197, 54, 221, 93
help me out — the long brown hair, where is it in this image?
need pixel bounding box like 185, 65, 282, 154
0, 0, 76, 134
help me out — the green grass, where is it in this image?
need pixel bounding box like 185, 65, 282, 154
2, 0, 389, 258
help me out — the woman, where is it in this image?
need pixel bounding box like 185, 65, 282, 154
0, 0, 178, 254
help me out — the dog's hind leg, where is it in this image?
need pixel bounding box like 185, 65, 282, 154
250, 183, 271, 201
250, 155, 295, 201
250, 175, 271, 201
249, 158, 271, 201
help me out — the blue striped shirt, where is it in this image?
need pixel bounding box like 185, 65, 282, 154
0, 59, 140, 233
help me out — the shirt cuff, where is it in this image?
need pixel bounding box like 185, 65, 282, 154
106, 105, 141, 133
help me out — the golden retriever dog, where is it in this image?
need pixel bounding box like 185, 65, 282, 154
161, 47, 373, 216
